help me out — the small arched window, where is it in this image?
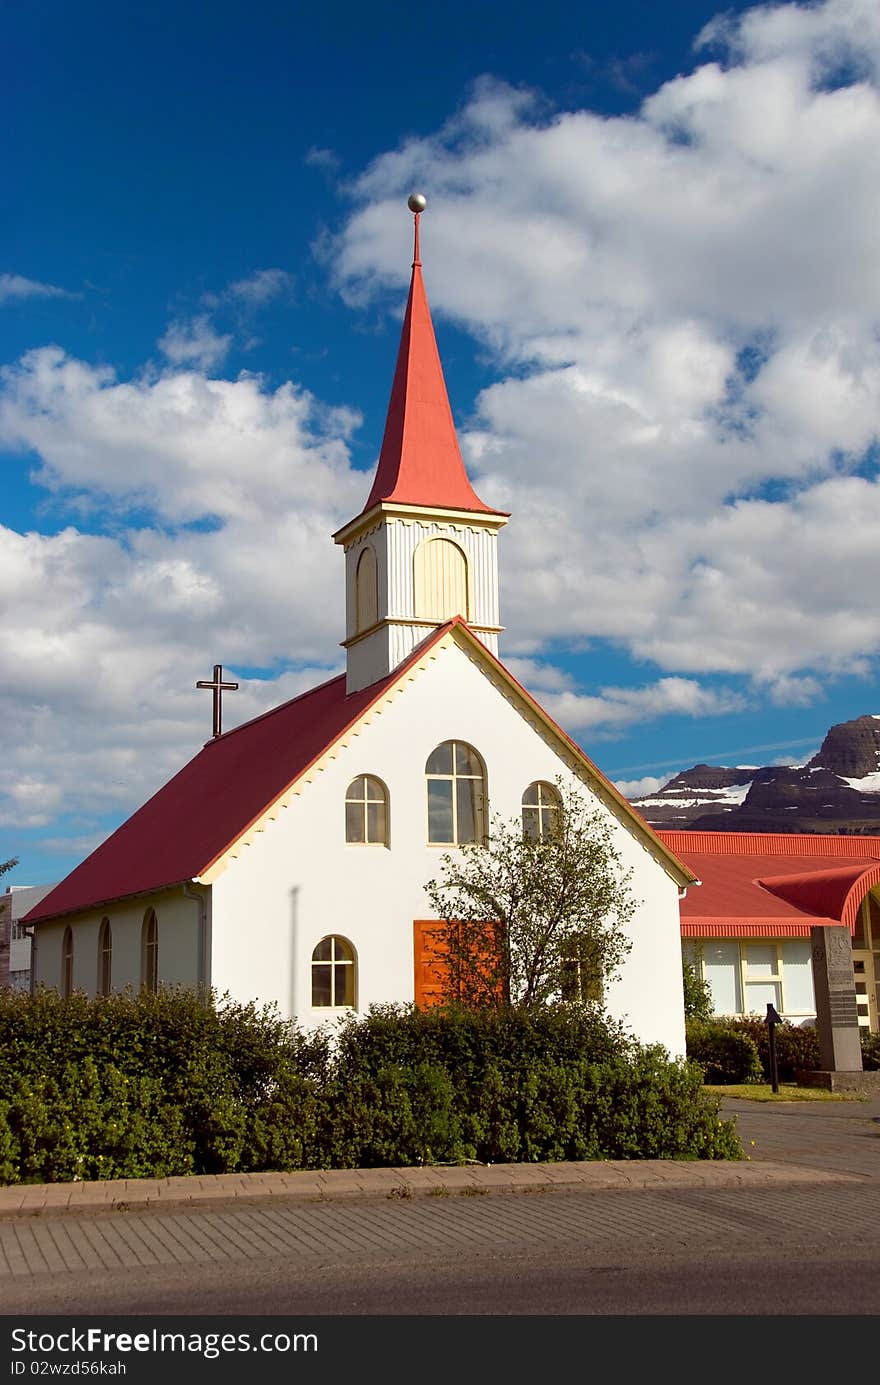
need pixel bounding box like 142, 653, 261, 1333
522, 781, 562, 842
311, 935, 356, 1008
61, 926, 74, 998
141, 908, 158, 994
345, 775, 389, 845
355, 544, 379, 633
97, 917, 112, 997
426, 740, 486, 845
414, 537, 469, 622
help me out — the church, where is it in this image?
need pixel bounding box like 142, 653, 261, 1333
24, 197, 696, 1057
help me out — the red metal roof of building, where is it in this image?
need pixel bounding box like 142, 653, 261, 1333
658, 829, 880, 937
360, 216, 505, 517
25, 619, 693, 926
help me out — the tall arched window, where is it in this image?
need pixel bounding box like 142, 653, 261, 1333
97, 917, 112, 997
141, 908, 158, 994
61, 926, 74, 998
522, 781, 562, 842
426, 741, 486, 845
345, 775, 389, 845
414, 537, 469, 622
355, 544, 378, 633
311, 935, 356, 1008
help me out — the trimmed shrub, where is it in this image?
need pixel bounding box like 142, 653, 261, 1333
0, 992, 742, 1182
685, 1018, 764, 1085
721, 1015, 821, 1083
861, 1029, 880, 1071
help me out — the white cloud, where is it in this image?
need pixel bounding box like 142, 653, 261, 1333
226, 269, 294, 305
158, 315, 232, 370
614, 775, 674, 799
4, 0, 880, 854
331, 0, 880, 688
0, 274, 72, 304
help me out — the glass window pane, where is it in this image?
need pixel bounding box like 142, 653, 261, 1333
428, 780, 454, 842
456, 778, 479, 843
367, 800, 386, 844
781, 941, 815, 1013
703, 942, 742, 1014
522, 782, 539, 807
345, 801, 364, 842
745, 981, 781, 1015
332, 936, 354, 963
522, 806, 540, 842
540, 805, 560, 838
312, 965, 332, 1006
426, 742, 453, 775
313, 936, 332, 962
364, 776, 384, 803
745, 945, 778, 978
345, 776, 365, 803
335, 963, 355, 1007
455, 743, 482, 776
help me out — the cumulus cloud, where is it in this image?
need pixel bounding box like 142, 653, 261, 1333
4, 0, 880, 859
226, 269, 294, 305
158, 315, 233, 370
614, 774, 674, 799
331, 0, 880, 691
0, 274, 73, 304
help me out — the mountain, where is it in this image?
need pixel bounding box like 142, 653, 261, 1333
630, 713, 880, 833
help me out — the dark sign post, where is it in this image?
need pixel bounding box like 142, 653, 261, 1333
766, 1002, 782, 1093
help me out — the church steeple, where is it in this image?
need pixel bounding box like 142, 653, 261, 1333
334, 195, 508, 695
361, 196, 502, 517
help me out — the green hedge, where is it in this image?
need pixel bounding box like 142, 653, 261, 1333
0, 990, 741, 1184
687, 1015, 880, 1081
684, 1018, 764, 1085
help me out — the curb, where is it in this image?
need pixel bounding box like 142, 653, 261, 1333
0, 1158, 865, 1219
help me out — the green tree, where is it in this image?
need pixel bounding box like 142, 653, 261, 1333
0, 859, 17, 878
682, 956, 714, 1021
424, 782, 636, 1009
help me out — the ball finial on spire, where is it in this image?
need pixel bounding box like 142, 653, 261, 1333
408, 193, 427, 213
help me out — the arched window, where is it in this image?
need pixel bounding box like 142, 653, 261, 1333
61, 926, 73, 998
311, 935, 356, 1008
97, 917, 112, 997
355, 544, 378, 633
141, 908, 158, 994
414, 537, 469, 622
426, 741, 486, 845
345, 775, 389, 845
522, 781, 562, 842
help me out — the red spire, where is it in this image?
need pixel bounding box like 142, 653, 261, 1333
361, 197, 503, 516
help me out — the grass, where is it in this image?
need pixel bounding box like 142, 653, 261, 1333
706, 1082, 864, 1102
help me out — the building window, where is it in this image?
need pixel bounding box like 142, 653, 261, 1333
61, 926, 73, 998
355, 544, 378, 633
414, 537, 469, 622
522, 781, 562, 842
345, 775, 389, 845
141, 908, 158, 994
97, 917, 112, 997
685, 939, 817, 1019
311, 935, 356, 1008
426, 740, 486, 845
561, 942, 602, 1004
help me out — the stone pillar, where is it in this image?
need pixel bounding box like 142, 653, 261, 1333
811, 925, 863, 1072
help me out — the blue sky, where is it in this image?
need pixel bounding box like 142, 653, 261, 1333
3, 0, 880, 885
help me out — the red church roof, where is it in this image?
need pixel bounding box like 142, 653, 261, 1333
23, 635, 446, 926
658, 829, 880, 937
25, 619, 693, 926
359, 208, 505, 518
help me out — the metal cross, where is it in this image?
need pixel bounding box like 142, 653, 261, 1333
196, 664, 239, 739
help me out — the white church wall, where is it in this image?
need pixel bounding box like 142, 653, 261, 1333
31, 890, 200, 997
210, 638, 686, 1057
